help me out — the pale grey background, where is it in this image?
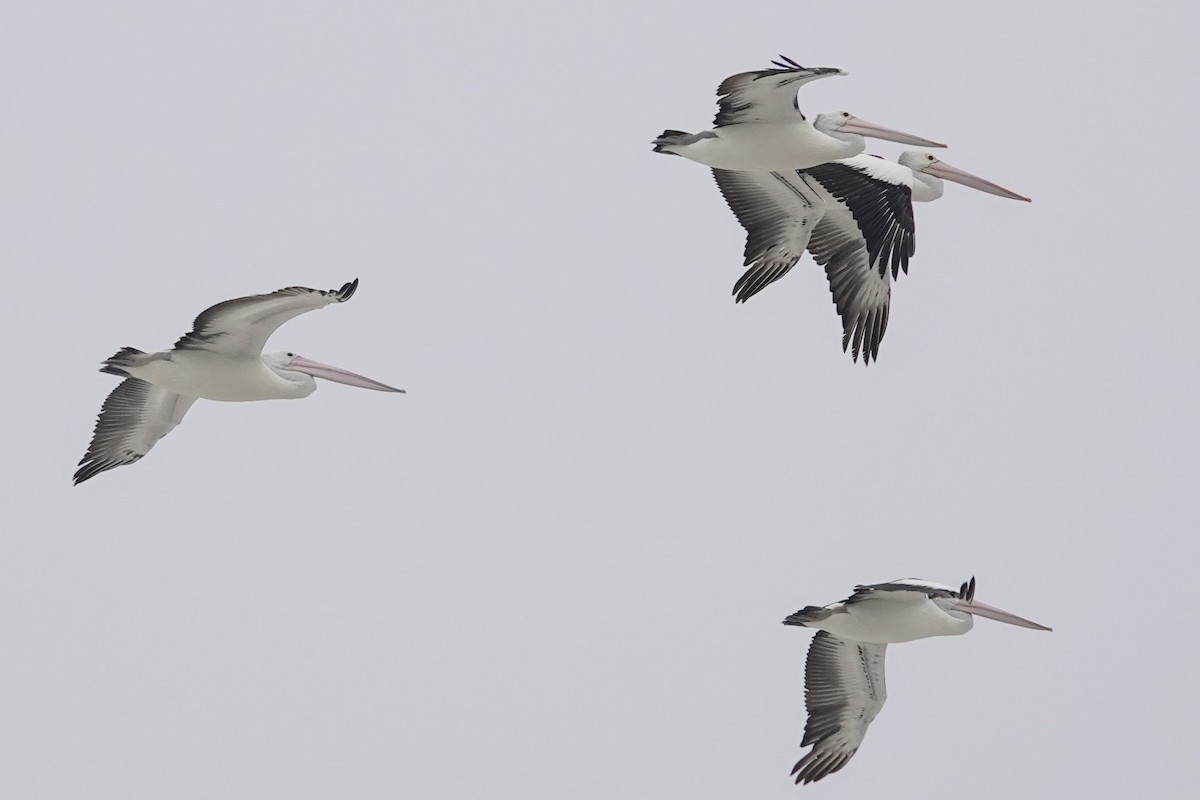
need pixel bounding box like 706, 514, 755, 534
2, 1, 1198, 797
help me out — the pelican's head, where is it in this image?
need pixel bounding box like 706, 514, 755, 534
899, 151, 1031, 202
814, 112, 947, 149
265, 351, 405, 394
938, 577, 1052, 631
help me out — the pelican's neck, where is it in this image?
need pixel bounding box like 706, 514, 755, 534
938, 601, 976, 634
265, 362, 317, 398
819, 131, 866, 161
911, 172, 945, 203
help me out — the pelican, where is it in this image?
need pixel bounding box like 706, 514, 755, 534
782, 577, 1051, 784
74, 279, 403, 484
651, 56, 945, 171
714, 151, 1030, 363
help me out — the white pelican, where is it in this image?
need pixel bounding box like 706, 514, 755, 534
74, 279, 403, 484
783, 577, 1051, 784
651, 56, 945, 171
714, 151, 1030, 363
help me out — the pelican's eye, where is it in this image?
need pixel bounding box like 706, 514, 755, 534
287, 352, 295, 357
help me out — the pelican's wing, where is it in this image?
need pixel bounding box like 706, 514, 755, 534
714, 57, 845, 127
849, 578, 971, 602
173, 279, 359, 358
804, 156, 916, 279
712, 169, 827, 302
74, 378, 197, 484
792, 632, 888, 785
806, 184, 893, 364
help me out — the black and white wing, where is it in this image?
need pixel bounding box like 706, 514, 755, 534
849, 577, 972, 603
173, 279, 359, 358
804, 157, 916, 279
793, 631, 888, 785
712, 169, 826, 302
713, 57, 845, 127
74, 378, 197, 484
805, 182, 894, 364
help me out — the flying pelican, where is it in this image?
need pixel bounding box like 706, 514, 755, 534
651, 56, 945, 171
782, 577, 1050, 784
714, 151, 1030, 363
74, 279, 403, 484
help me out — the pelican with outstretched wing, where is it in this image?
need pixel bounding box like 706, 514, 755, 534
783, 577, 1050, 784
75, 279, 403, 484
652, 56, 943, 171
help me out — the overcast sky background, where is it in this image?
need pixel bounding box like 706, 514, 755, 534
2, 2, 1198, 797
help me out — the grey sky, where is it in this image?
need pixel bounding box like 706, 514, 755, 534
3, 1, 1198, 797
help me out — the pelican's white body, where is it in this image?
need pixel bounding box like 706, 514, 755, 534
808, 589, 974, 643
665, 123, 864, 171
126, 351, 313, 401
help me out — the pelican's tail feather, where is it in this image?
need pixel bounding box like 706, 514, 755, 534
652, 129, 710, 155
782, 606, 833, 627
100, 347, 149, 377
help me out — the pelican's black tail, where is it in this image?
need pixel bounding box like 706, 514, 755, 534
100, 347, 148, 377
652, 129, 695, 154
782, 606, 833, 627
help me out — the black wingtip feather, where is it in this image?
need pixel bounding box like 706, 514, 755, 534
337, 279, 359, 302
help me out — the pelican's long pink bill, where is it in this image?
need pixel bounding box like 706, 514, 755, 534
926, 159, 1031, 201
838, 116, 946, 148
289, 356, 405, 393
954, 599, 1051, 631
